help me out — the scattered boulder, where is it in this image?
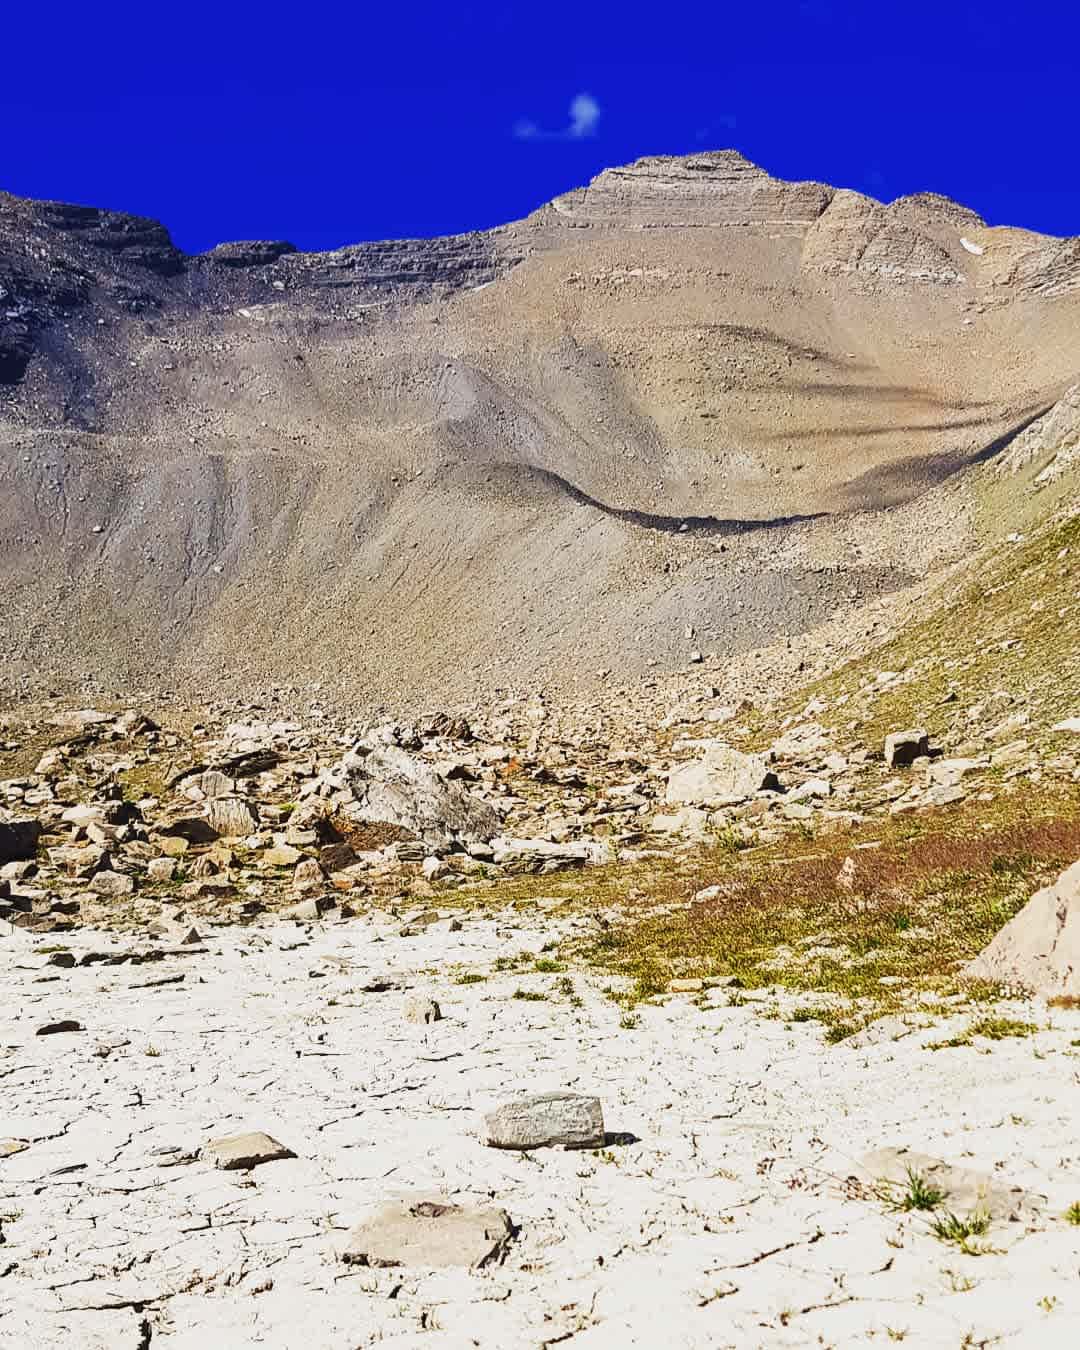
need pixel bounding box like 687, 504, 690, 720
36, 1019, 83, 1035
46, 709, 112, 730
965, 859, 1080, 996
0, 815, 43, 864
884, 728, 929, 767
491, 838, 600, 874
336, 740, 501, 851
205, 796, 258, 838
89, 870, 135, 898
483, 1092, 605, 1149
665, 744, 778, 806
262, 843, 303, 867
203, 1131, 296, 1170
293, 858, 325, 893
342, 1197, 513, 1269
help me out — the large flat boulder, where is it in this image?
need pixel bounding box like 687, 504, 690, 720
965, 859, 1080, 996
342, 1197, 513, 1269
856, 1147, 1043, 1223
665, 744, 778, 806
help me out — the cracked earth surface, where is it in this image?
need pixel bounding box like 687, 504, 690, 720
4, 913, 1080, 1349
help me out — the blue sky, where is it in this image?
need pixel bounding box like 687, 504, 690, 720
4, 1, 1078, 253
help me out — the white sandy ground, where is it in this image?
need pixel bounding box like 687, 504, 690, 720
3, 912, 1080, 1350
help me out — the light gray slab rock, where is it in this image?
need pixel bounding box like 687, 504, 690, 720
203, 1131, 296, 1170
966, 858, 1080, 995
342, 1196, 513, 1269
665, 744, 777, 806
483, 1092, 605, 1149
858, 1147, 1044, 1223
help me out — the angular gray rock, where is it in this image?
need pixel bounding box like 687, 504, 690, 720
665, 744, 778, 806
484, 1092, 605, 1149
89, 869, 135, 897
965, 859, 1080, 996
0, 815, 43, 864
338, 741, 501, 851
884, 728, 929, 767
342, 1196, 513, 1269
203, 1131, 296, 1170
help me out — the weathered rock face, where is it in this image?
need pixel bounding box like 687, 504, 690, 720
665, 744, 778, 806
342, 1197, 513, 1269
965, 859, 1080, 996
338, 742, 501, 852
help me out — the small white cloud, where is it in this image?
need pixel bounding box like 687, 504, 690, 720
567, 93, 600, 139
513, 91, 601, 142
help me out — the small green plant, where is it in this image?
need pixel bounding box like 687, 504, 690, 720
513, 988, 547, 1002
883, 1167, 949, 1214
885, 1330, 908, 1343
145, 1044, 161, 1057
930, 1209, 992, 1253
454, 972, 486, 985
1063, 1202, 1080, 1226
619, 1011, 641, 1030
1037, 1295, 1059, 1314
712, 823, 748, 854
534, 957, 563, 973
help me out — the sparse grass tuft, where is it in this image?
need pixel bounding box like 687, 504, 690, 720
929, 1209, 992, 1253
968, 1016, 1037, 1040
1063, 1202, 1080, 1226
881, 1167, 949, 1214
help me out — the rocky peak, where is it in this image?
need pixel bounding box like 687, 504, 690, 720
550, 147, 834, 228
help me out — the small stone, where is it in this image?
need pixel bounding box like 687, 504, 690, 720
342, 1196, 513, 1269
157, 835, 190, 857
668, 978, 704, 993
147, 857, 176, 882
403, 995, 442, 1024
45, 951, 76, 968
203, 1131, 296, 1171
36, 1019, 83, 1035
484, 1092, 605, 1150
